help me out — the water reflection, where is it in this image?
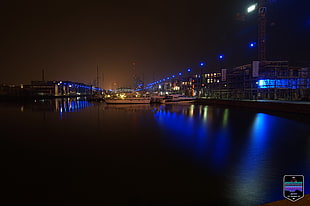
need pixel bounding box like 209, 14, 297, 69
153, 105, 310, 205
1, 101, 309, 205
232, 113, 274, 205
222, 108, 229, 127
19, 98, 93, 117
153, 104, 235, 167
57, 98, 93, 118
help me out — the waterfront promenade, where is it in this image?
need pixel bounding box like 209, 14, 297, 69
195, 98, 310, 114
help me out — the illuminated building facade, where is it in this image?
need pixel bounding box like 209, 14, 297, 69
147, 61, 310, 101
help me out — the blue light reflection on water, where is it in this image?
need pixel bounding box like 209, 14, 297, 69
154, 105, 232, 169
231, 113, 276, 205
153, 105, 310, 205
58, 98, 93, 118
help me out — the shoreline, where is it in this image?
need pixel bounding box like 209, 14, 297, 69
195, 98, 310, 115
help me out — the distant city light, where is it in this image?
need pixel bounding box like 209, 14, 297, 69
187, 68, 191, 72
172, 75, 175, 78
178, 72, 182, 76
219, 55, 224, 59
247, 4, 257, 13
200, 62, 205, 67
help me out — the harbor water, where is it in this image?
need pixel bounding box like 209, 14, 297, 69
0, 98, 309, 206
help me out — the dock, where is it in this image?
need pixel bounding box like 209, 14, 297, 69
195, 98, 310, 114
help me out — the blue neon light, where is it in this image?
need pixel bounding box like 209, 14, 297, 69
187, 68, 191, 72
200, 62, 205, 67
219, 55, 224, 59
258, 79, 310, 89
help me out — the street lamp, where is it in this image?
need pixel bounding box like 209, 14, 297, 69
245, 1, 267, 61
218, 54, 225, 70
199, 61, 205, 97
249, 42, 257, 48
247, 3, 257, 13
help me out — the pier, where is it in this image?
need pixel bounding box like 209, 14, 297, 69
195, 98, 310, 114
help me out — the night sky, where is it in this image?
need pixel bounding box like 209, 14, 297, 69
1, 0, 309, 89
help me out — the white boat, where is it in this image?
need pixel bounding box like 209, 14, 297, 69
105, 97, 150, 104
150, 95, 165, 104
160, 94, 196, 104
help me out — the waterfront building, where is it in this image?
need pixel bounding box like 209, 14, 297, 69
148, 61, 310, 101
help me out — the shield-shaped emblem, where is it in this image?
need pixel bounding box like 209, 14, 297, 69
283, 175, 304, 202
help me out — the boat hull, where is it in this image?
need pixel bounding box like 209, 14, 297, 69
150, 96, 165, 104
162, 99, 195, 104
160, 95, 196, 104
105, 98, 150, 104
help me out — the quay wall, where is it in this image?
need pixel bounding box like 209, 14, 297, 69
195, 99, 310, 115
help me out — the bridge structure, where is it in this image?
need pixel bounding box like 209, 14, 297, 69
28, 80, 104, 97
0, 80, 104, 99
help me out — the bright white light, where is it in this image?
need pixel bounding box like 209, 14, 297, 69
247, 4, 257, 13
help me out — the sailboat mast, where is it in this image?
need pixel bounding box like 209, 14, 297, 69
96, 64, 100, 88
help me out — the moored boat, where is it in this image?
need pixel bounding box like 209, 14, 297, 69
150, 95, 165, 104
160, 94, 196, 104
105, 97, 150, 104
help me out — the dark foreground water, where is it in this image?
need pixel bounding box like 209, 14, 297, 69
0, 98, 309, 206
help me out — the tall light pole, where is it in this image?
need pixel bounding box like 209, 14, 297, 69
247, 0, 267, 61
258, 0, 267, 61
96, 64, 100, 88
200, 62, 205, 97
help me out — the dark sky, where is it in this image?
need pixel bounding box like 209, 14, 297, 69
1, 0, 309, 89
